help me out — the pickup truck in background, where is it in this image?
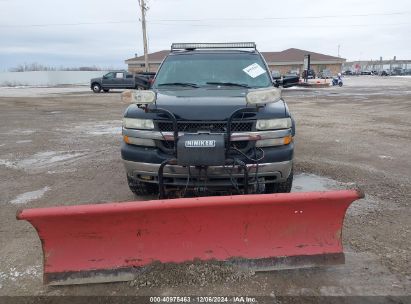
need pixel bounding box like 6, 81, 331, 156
90, 71, 155, 93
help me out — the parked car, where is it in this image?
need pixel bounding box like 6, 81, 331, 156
286, 70, 300, 78
318, 69, 333, 79
379, 70, 389, 76
271, 70, 281, 80
391, 68, 404, 76
282, 72, 300, 87
281, 75, 300, 87
90, 71, 150, 93
302, 69, 316, 79
343, 70, 353, 76
136, 72, 156, 87
360, 71, 372, 75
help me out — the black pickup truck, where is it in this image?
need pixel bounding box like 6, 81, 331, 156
121, 43, 295, 198
90, 71, 154, 93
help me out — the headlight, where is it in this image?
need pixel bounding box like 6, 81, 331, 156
246, 87, 282, 105
123, 118, 154, 130
121, 90, 156, 104
256, 118, 292, 130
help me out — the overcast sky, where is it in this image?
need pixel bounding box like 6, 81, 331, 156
0, 0, 410, 71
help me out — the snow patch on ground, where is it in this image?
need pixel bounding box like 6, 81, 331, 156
0, 159, 16, 169
0, 266, 41, 284
379, 155, 394, 160
0, 150, 88, 171
3, 129, 36, 136
292, 173, 345, 192
62, 120, 122, 136
9, 186, 50, 205
0, 86, 90, 97
15, 140, 32, 144
47, 168, 77, 174
292, 173, 383, 215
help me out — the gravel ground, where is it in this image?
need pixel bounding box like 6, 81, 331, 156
0, 76, 410, 299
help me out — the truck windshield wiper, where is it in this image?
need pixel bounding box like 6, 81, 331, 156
206, 82, 251, 88
157, 82, 200, 88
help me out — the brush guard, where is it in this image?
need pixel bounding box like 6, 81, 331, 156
153, 106, 258, 199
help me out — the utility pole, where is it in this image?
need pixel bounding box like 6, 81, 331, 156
337, 44, 340, 57
139, 0, 149, 72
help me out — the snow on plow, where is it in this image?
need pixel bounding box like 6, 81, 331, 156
17, 190, 363, 285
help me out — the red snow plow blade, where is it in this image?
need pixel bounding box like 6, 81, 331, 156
17, 190, 363, 285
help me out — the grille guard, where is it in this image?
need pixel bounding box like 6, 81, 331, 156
144, 106, 261, 198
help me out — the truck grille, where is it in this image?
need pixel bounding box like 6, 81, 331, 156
156, 121, 254, 133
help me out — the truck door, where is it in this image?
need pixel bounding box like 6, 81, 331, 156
101, 72, 116, 88
114, 72, 125, 88
124, 74, 135, 89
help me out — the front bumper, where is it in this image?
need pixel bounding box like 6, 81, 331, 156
123, 159, 293, 186
121, 141, 294, 186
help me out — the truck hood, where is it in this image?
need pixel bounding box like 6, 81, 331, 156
126, 88, 287, 121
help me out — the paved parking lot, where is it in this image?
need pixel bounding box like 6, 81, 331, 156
0, 76, 410, 298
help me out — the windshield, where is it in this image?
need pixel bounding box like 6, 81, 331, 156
153, 52, 272, 89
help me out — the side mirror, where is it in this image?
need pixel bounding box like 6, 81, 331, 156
102, 75, 107, 79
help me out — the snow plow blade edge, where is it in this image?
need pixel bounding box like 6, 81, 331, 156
17, 190, 363, 285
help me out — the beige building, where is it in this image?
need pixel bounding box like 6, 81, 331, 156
125, 48, 345, 76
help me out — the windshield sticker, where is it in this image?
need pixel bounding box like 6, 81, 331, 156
243, 63, 266, 78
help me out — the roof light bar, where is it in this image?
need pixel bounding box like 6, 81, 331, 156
171, 42, 256, 51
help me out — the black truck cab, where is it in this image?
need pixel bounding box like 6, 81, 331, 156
121, 43, 295, 197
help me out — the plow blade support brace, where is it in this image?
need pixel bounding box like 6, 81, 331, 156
17, 190, 363, 285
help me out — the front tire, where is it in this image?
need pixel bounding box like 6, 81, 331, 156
265, 169, 293, 193
92, 83, 101, 93
127, 175, 158, 196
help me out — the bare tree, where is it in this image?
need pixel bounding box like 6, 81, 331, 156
9, 63, 103, 72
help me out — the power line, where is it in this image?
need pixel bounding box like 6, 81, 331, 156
148, 22, 411, 28
149, 11, 411, 22
0, 11, 409, 28
0, 20, 138, 28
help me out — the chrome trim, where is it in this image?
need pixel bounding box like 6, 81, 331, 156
123, 160, 293, 182
122, 128, 291, 142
